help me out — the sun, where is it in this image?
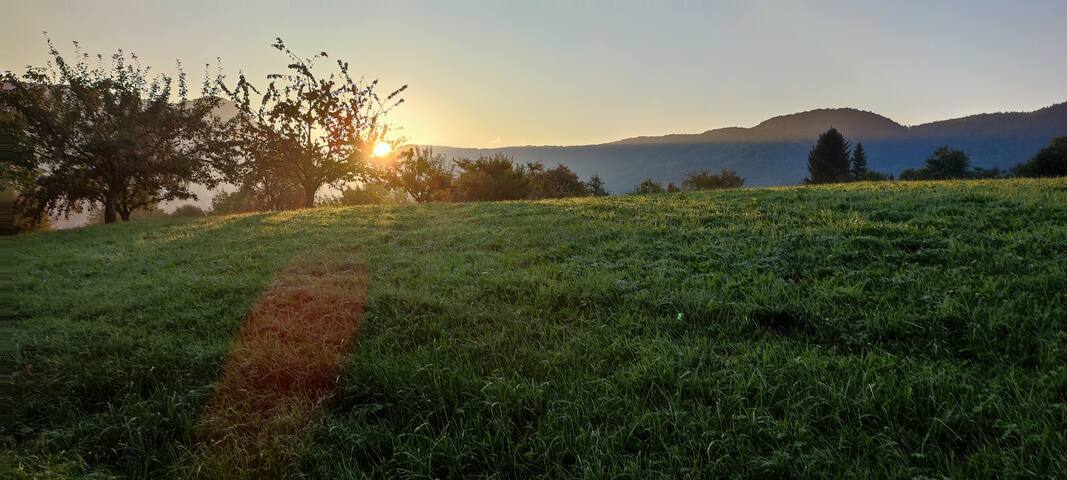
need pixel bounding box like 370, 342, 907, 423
372, 141, 392, 157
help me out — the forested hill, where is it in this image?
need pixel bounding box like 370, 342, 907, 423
432, 102, 1067, 192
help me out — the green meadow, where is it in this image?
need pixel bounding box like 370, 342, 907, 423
7, 179, 1067, 478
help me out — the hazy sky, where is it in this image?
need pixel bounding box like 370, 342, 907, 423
4, 0, 1066, 147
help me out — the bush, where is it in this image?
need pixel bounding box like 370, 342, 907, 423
326, 184, 409, 206
585, 175, 609, 196
211, 183, 304, 215
682, 169, 745, 191
632, 179, 664, 194
389, 147, 454, 203
170, 205, 206, 218
527, 162, 589, 199
454, 155, 530, 202
88, 204, 167, 224
212, 188, 263, 215
853, 171, 892, 182
900, 146, 975, 180
2, 187, 50, 234
1013, 137, 1067, 178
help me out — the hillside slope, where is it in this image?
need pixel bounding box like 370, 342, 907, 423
434, 102, 1067, 192
9, 179, 1067, 478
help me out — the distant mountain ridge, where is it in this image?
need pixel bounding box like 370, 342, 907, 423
433, 102, 1067, 192
612, 103, 1067, 144
613, 108, 909, 144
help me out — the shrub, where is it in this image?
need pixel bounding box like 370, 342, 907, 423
454, 155, 530, 202
527, 162, 589, 199
1013, 137, 1067, 178
171, 205, 206, 218
900, 146, 992, 180
682, 169, 745, 191
632, 179, 664, 194
585, 175, 609, 196
327, 184, 408, 206
389, 147, 455, 203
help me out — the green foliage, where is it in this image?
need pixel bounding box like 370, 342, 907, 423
453, 154, 530, 201
88, 204, 168, 224
387, 147, 454, 203
221, 38, 407, 208
526, 162, 589, 199
682, 169, 745, 191
584, 174, 609, 196
325, 183, 409, 206
849, 143, 891, 182
212, 187, 266, 215
0, 111, 36, 192
2, 37, 229, 224
849, 142, 869, 180
632, 178, 664, 194
1, 184, 50, 233
170, 205, 206, 218
1013, 136, 1067, 178
899, 146, 990, 180
9, 179, 1067, 478
805, 127, 851, 183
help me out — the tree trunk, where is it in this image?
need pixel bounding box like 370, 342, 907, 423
104, 194, 118, 224
303, 184, 318, 208
119, 209, 131, 222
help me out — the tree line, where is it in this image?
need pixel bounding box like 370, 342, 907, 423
805, 127, 1065, 184
211, 147, 612, 215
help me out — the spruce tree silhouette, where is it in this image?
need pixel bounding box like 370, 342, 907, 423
850, 142, 869, 180
806, 127, 851, 183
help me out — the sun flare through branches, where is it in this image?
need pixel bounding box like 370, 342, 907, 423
372, 141, 393, 158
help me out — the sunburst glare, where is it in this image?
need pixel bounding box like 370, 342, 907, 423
372, 141, 392, 157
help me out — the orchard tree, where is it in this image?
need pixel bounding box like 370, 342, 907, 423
389, 146, 454, 203
1, 37, 230, 223
223, 38, 406, 208
805, 127, 851, 184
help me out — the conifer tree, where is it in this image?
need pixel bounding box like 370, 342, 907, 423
850, 142, 869, 180
805, 127, 851, 183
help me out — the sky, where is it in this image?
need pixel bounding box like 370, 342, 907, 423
4, 0, 1066, 148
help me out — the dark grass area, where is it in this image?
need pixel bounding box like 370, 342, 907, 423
7, 179, 1067, 478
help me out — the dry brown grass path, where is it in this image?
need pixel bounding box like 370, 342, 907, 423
192, 261, 366, 478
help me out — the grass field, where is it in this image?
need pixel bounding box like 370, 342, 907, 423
6, 179, 1067, 478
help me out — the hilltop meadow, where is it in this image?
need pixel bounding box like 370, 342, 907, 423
7, 179, 1066, 478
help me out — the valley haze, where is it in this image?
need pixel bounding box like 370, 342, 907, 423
431, 102, 1067, 193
